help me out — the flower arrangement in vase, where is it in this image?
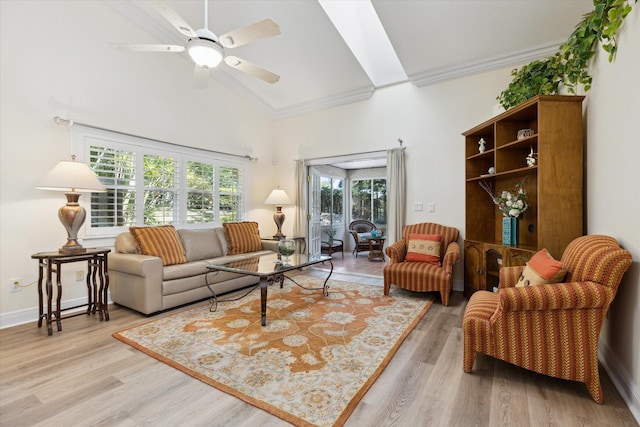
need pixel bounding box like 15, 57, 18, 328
479, 177, 529, 218
479, 177, 529, 245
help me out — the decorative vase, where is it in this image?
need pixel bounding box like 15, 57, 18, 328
502, 217, 519, 246
277, 239, 296, 263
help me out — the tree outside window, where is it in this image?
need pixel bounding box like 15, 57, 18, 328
351, 178, 386, 225
320, 177, 343, 228
143, 154, 178, 225
186, 161, 214, 224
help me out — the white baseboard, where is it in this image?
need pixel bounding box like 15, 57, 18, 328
0, 295, 112, 330
600, 341, 640, 424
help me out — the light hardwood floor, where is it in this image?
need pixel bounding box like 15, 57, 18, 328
0, 263, 637, 426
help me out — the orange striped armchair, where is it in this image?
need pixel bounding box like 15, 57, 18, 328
462, 235, 632, 403
383, 223, 460, 306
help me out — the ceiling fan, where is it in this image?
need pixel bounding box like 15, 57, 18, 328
110, 0, 281, 87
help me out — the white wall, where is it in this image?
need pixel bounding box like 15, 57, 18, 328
585, 5, 640, 418
0, 1, 276, 320
273, 71, 514, 288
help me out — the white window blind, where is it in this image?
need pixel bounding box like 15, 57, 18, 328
72, 126, 249, 237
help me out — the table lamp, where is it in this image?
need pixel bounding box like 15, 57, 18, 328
36, 155, 107, 254
264, 188, 292, 239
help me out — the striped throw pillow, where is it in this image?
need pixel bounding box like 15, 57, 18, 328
129, 225, 187, 266
223, 222, 263, 255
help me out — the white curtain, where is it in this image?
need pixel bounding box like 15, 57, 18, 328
294, 159, 307, 239
386, 147, 406, 244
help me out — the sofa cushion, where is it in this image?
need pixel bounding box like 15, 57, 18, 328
129, 225, 188, 266
223, 221, 262, 255
405, 233, 442, 265
115, 232, 138, 254
177, 229, 223, 262
516, 249, 566, 287
357, 232, 371, 242
214, 227, 229, 255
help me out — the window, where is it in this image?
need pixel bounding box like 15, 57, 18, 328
143, 154, 179, 225
186, 160, 214, 224
351, 178, 386, 225
74, 127, 247, 237
320, 177, 344, 227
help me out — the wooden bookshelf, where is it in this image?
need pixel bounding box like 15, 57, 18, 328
462, 95, 585, 297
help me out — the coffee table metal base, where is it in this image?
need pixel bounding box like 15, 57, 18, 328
207, 254, 333, 327
259, 261, 333, 326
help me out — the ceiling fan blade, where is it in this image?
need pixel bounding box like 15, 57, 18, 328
151, 0, 197, 38
192, 65, 209, 89
224, 56, 280, 84
218, 19, 281, 48
109, 43, 185, 53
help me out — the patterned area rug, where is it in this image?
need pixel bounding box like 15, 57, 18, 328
113, 275, 433, 427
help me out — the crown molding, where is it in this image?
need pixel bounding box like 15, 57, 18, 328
269, 85, 375, 119
409, 40, 564, 88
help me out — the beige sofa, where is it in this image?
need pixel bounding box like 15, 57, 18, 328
108, 227, 278, 315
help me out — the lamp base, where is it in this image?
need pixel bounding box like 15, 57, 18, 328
58, 192, 87, 255
59, 245, 86, 254
273, 207, 285, 241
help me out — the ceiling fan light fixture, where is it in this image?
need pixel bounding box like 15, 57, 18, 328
187, 39, 223, 68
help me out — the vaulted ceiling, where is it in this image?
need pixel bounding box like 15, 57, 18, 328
107, 0, 592, 118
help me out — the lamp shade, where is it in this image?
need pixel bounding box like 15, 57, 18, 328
35, 156, 106, 254
36, 157, 106, 193
264, 189, 292, 206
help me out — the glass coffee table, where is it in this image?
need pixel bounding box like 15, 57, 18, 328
207, 253, 333, 326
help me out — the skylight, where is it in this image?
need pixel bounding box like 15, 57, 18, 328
318, 0, 407, 88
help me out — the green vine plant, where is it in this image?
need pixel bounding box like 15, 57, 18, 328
498, 0, 637, 110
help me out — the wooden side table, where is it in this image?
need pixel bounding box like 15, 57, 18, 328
368, 237, 386, 262
31, 248, 110, 335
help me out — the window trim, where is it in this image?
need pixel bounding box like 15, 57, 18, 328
71, 125, 249, 238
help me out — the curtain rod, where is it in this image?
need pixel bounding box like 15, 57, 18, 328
299, 138, 406, 163
52, 116, 258, 162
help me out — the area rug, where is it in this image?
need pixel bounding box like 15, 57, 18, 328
113, 275, 433, 427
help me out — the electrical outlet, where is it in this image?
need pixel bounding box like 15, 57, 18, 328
10, 278, 22, 293
76, 270, 85, 282
428, 202, 436, 212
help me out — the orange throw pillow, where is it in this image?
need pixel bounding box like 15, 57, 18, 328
516, 248, 566, 287
129, 225, 187, 266
223, 221, 263, 255
405, 233, 442, 265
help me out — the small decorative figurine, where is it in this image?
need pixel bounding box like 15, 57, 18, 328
526, 147, 538, 167
478, 138, 486, 153
488, 166, 495, 174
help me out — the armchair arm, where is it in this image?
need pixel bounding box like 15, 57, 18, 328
349, 230, 359, 246
385, 240, 407, 264
499, 265, 525, 289
441, 241, 461, 274
496, 281, 609, 314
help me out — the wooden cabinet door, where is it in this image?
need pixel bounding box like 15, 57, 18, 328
507, 248, 536, 267
464, 241, 484, 298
